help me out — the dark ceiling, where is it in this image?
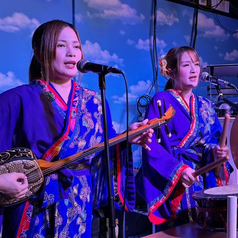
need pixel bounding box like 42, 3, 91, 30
166, 0, 238, 20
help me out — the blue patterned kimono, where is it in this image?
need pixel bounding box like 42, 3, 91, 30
137, 89, 232, 228
0, 79, 135, 237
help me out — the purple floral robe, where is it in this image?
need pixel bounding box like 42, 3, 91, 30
137, 89, 232, 227
0, 79, 135, 237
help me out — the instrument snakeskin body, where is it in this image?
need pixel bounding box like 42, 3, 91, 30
0, 148, 44, 207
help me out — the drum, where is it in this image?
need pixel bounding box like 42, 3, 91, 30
230, 115, 238, 169
192, 185, 238, 232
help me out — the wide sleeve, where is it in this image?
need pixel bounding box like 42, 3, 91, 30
199, 97, 233, 187
0, 89, 23, 233
0, 90, 21, 152
139, 94, 189, 225
106, 100, 136, 212
91, 99, 135, 212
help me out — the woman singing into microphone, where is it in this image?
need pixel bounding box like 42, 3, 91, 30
0, 19, 153, 237
137, 46, 233, 231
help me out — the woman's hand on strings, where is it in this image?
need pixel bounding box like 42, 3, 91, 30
128, 119, 154, 151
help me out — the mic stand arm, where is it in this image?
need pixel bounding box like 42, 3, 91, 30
215, 85, 238, 110
98, 73, 116, 238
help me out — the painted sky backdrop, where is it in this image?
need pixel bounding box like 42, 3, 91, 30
1, 0, 238, 167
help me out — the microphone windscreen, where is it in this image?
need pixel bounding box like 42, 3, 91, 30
77, 59, 89, 73
200, 72, 209, 82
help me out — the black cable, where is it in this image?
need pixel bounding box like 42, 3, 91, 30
134, 211, 148, 238
193, 8, 198, 48
214, 13, 238, 34
137, 95, 151, 121
211, 0, 224, 10
195, 0, 238, 35
211, 1, 238, 34
196, 0, 223, 12
230, 1, 238, 15
136, 0, 158, 118
190, 4, 198, 48
149, 0, 159, 94
197, 0, 238, 20
120, 71, 130, 238
190, 8, 195, 47
72, 0, 75, 26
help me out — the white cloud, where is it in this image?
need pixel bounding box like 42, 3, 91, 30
126, 39, 135, 45
129, 80, 152, 95
82, 40, 124, 66
75, 14, 84, 23
84, 0, 121, 9
119, 30, 125, 35
135, 37, 167, 52
136, 39, 149, 51
156, 9, 179, 26
0, 12, 40, 33
219, 52, 224, 58
83, 0, 145, 25
172, 41, 179, 47
202, 25, 229, 41
234, 30, 238, 40
112, 92, 138, 104
199, 56, 208, 68
182, 9, 193, 18
195, 13, 215, 30
224, 49, 238, 61
112, 80, 152, 104
87, 11, 94, 19
184, 35, 190, 43
191, 13, 229, 41
0, 72, 24, 91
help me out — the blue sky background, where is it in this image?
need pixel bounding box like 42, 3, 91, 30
1, 0, 238, 167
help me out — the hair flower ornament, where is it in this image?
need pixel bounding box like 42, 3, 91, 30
159, 55, 169, 79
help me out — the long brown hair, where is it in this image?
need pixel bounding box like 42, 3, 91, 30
29, 20, 83, 83
164, 46, 200, 90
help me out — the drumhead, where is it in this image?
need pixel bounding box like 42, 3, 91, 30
204, 185, 238, 195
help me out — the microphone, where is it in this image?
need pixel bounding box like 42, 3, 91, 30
200, 72, 233, 87
77, 59, 122, 74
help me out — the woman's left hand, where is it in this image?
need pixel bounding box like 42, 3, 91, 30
128, 119, 154, 151
212, 145, 229, 159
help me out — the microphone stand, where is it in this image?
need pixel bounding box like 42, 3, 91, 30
98, 73, 116, 238
215, 84, 238, 110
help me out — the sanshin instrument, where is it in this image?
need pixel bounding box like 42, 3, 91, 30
0, 106, 175, 207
